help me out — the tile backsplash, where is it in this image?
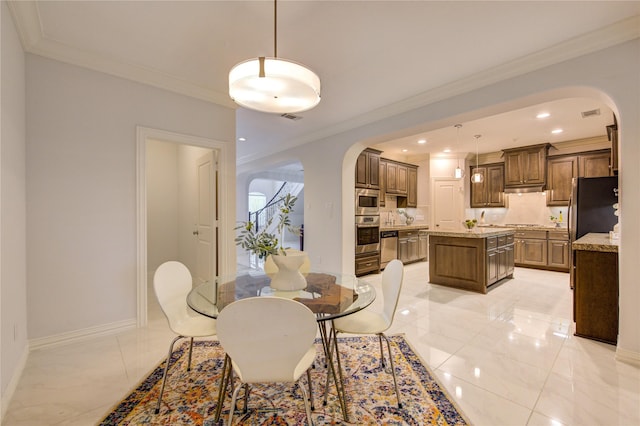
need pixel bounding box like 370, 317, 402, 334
468, 192, 567, 227
380, 195, 429, 226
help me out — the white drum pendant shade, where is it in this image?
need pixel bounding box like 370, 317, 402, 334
229, 57, 321, 114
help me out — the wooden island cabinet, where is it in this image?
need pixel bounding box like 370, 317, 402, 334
572, 233, 619, 345
426, 228, 515, 294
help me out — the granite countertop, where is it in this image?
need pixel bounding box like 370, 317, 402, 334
379, 224, 430, 231
572, 232, 619, 253
478, 224, 568, 232
422, 227, 515, 238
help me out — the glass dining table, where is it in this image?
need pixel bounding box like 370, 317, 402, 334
186, 268, 376, 422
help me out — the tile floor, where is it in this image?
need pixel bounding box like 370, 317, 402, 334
3, 262, 639, 425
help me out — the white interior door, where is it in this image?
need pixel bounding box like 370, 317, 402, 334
195, 151, 217, 284
432, 178, 464, 230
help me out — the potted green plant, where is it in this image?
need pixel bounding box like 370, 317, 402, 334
235, 193, 301, 259
235, 194, 305, 290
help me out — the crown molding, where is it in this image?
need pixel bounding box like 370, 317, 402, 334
7, 1, 638, 156
6, 1, 236, 109
238, 15, 640, 165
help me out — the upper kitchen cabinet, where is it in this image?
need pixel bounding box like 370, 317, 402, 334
407, 166, 418, 207
546, 149, 612, 206
547, 155, 578, 205
381, 158, 418, 208
379, 160, 387, 207
470, 163, 505, 208
355, 148, 381, 189
385, 161, 408, 195
579, 150, 611, 177
503, 144, 550, 190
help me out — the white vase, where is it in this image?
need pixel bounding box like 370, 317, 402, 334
269, 252, 307, 291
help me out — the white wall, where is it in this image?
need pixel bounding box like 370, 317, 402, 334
25, 54, 235, 340
146, 140, 179, 272
237, 40, 640, 361
1, 0, 28, 404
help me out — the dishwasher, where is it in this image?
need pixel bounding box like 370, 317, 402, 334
380, 230, 398, 269
398, 229, 420, 264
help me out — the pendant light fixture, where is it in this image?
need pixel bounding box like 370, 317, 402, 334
472, 134, 484, 183
454, 124, 464, 179
228, 0, 321, 114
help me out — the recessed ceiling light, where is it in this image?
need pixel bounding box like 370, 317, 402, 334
238, 137, 246, 141
551, 129, 563, 134
417, 139, 427, 144
402, 149, 408, 153
536, 112, 550, 119
443, 148, 451, 153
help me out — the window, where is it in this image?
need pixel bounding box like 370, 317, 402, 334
248, 192, 266, 212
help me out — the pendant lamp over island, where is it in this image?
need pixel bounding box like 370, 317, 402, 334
472, 134, 484, 183
454, 124, 464, 179
228, 0, 321, 114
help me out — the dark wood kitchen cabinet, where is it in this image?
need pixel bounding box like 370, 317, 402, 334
574, 248, 618, 344
513, 230, 547, 267
547, 230, 570, 270
383, 158, 418, 208
429, 231, 514, 294
355, 148, 381, 189
487, 234, 515, 285
407, 166, 418, 207
579, 150, 611, 177
503, 144, 550, 188
355, 253, 380, 276
547, 155, 578, 206
470, 163, 505, 207
385, 161, 408, 195
379, 160, 386, 207
546, 149, 612, 206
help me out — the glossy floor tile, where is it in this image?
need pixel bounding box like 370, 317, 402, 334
3, 262, 639, 425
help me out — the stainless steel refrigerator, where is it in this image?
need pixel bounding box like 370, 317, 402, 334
569, 176, 619, 287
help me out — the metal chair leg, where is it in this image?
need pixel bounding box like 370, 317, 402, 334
227, 381, 244, 426
307, 369, 315, 411
214, 354, 231, 422
155, 335, 183, 414
380, 333, 402, 408
378, 334, 386, 368
187, 337, 194, 371
299, 378, 314, 426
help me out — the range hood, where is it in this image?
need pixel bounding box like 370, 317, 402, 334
504, 185, 545, 194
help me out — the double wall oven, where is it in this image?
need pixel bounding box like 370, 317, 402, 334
355, 188, 380, 275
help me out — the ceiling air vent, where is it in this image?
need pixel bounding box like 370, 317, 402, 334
281, 113, 302, 121
581, 108, 601, 118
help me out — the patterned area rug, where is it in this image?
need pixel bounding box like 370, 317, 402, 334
99, 335, 468, 425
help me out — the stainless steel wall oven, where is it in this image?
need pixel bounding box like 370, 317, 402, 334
355, 215, 380, 255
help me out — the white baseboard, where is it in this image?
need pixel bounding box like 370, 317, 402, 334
1, 345, 29, 421
29, 318, 137, 351
615, 346, 640, 367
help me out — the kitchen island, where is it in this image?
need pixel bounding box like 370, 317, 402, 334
426, 227, 515, 293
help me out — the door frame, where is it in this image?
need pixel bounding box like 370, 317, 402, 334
136, 126, 235, 327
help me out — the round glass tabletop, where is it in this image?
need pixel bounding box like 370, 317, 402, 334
187, 269, 376, 321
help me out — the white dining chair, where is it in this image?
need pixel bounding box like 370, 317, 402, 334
216, 297, 318, 426
330, 259, 404, 408
263, 249, 311, 274
153, 261, 217, 414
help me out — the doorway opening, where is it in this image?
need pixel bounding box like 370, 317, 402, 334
136, 127, 234, 327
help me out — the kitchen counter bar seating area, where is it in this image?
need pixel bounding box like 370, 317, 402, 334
426, 228, 516, 294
